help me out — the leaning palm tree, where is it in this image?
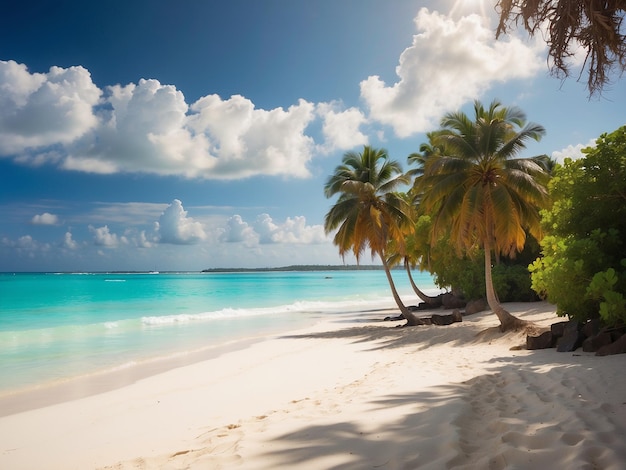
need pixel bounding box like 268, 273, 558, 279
324, 146, 425, 326
387, 192, 441, 306
417, 100, 550, 331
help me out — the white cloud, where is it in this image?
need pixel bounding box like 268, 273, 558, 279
89, 225, 125, 247
31, 212, 59, 225
136, 230, 154, 248
89, 202, 168, 225
360, 9, 544, 137
552, 139, 596, 163
219, 214, 258, 245
254, 213, 327, 244
188, 94, 316, 178
2, 234, 50, 258
63, 231, 78, 250
156, 199, 206, 244
0, 73, 319, 180
317, 102, 368, 152
0, 60, 101, 154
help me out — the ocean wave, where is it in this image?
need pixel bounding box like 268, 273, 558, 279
139, 296, 403, 326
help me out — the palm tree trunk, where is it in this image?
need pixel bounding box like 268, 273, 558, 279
404, 258, 440, 305
380, 252, 425, 326
484, 242, 526, 331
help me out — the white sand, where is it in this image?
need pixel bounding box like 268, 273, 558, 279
1, 301, 625, 469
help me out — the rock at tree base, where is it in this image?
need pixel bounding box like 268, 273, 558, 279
581, 318, 602, 338
582, 332, 613, 352
526, 331, 554, 350
596, 333, 626, 356
431, 311, 462, 326
551, 321, 569, 338
556, 320, 584, 352
464, 298, 487, 315
440, 293, 466, 309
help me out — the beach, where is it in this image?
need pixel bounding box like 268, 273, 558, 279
1, 301, 625, 469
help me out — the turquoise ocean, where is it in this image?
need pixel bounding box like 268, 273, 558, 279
0, 270, 439, 396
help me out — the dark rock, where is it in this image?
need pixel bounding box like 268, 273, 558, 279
526, 331, 554, 350
582, 332, 613, 352
581, 318, 602, 338
431, 313, 454, 326
384, 315, 404, 321
464, 298, 488, 315
441, 293, 466, 309
610, 326, 626, 341
421, 317, 432, 325
551, 321, 569, 338
451, 309, 463, 323
596, 332, 626, 356
556, 321, 584, 352
413, 299, 442, 310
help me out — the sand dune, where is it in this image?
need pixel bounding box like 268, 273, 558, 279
1, 301, 625, 469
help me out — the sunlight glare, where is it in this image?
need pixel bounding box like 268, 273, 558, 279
449, 0, 489, 18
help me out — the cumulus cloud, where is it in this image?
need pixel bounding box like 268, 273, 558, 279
360, 9, 544, 137
0, 60, 101, 154
219, 215, 258, 245
187, 94, 316, 178
552, 139, 597, 163
254, 213, 327, 244
2, 234, 50, 257
63, 231, 78, 250
31, 212, 59, 225
0, 65, 324, 179
317, 102, 368, 152
156, 199, 206, 244
89, 225, 125, 247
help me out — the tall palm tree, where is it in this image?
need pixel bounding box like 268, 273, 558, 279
417, 100, 550, 331
324, 146, 425, 326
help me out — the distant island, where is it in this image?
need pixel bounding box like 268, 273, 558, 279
201, 265, 391, 273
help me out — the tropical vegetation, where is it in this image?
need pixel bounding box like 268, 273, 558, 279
324, 102, 623, 333
530, 126, 626, 326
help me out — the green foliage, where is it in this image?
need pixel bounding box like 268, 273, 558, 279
419, 214, 538, 302
586, 267, 626, 326
493, 264, 538, 302
530, 126, 626, 325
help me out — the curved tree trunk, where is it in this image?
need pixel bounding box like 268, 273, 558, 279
380, 252, 425, 326
404, 258, 440, 305
484, 242, 526, 331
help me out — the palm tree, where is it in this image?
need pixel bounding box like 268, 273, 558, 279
387, 192, 441, 306
417, 100, 550, 331
324, 146, 425, 326
406, 131, 447, 185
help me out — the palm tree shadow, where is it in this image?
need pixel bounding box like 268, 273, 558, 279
257, 356, 626, 469
259, 385, 466, 470
280, 314, 524, 353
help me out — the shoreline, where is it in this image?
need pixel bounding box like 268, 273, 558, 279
1, 301, 625, 469
0, 336, 263, 418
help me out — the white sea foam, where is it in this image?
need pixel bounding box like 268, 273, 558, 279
139, 296, 404, 326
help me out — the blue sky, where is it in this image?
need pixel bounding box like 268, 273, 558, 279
1, 0, 624, 272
